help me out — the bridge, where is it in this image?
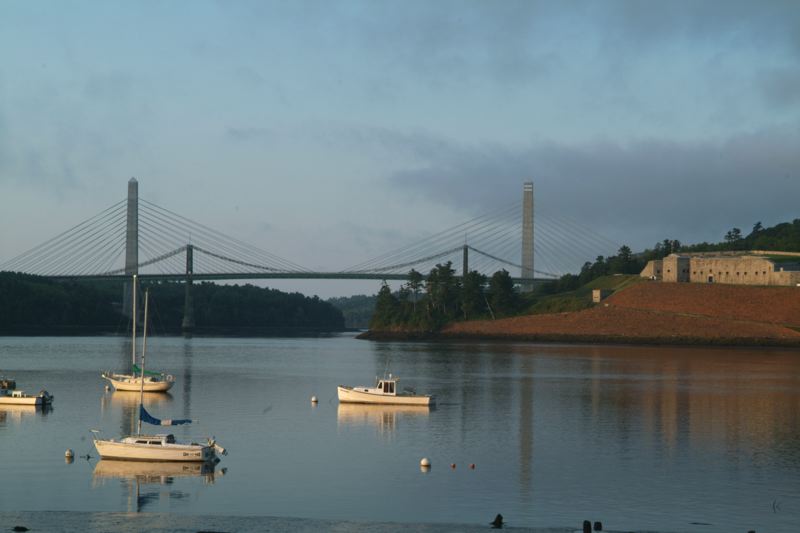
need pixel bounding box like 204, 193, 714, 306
0, 179, 619, 330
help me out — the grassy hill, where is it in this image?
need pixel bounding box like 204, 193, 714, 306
522, 275, 643, 315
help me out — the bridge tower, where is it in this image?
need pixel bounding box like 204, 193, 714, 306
123, 178, 139, 318
521, 181, 534, 291
182, 244, 195, 334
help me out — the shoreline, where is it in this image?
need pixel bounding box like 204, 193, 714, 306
357, 329, 800, 347
0, 511, 666, 533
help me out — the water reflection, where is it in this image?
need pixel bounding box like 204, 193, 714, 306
337, 403, 430, 434
92, 459, 223, 513
0, 404, 52, 425
92, 459, 220, 483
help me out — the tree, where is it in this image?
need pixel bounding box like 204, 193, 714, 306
460, 270, 487, 320
425, 262, 459, 319
488, 269, 517, 317
724, 227, 743, 249
370, 282, 399, 329
406, 269, 424, 312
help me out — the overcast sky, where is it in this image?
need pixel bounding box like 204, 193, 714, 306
1, 1, 799, 297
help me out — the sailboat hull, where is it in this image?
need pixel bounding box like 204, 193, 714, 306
102, 373, 174, 392
93, 439, 215, 462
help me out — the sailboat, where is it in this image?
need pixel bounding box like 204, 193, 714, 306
92, 289, 226, 462
102, 275, 174, 393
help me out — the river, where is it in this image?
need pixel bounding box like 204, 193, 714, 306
1, 335, 798, 532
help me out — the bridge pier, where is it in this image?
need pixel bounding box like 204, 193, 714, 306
123, 178, 139, 318
521, 181, 535, 292
181, 244, 195, 335
462, 244, 469, 277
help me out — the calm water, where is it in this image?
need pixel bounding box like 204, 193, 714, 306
1, 335, 799, 532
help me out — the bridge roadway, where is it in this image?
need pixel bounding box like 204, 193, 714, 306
46, 272, 550, 283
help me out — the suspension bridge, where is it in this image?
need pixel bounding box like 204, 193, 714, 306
0, 179, 619, 329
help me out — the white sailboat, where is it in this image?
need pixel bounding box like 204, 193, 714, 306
102, 275, 174, 393
92, 289, 226, 463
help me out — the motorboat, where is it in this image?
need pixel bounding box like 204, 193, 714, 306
102, 274, 174, 393
338, 374, 434, 406
92, 289, 226, 463
0, 377, 53, 406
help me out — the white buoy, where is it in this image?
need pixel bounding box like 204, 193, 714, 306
104, 385, 110, 392
420, 457, 430, 467
311, 396, 319, 404
65, 449, 74, 458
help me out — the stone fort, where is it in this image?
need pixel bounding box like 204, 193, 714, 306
640, 251, 800, 286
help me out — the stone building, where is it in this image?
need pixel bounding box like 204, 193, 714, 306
640, 252, 800, 286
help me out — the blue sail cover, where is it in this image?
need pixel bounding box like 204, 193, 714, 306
139, 405, 192, 426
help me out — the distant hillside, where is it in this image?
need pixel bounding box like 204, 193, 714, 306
328, 294, 376, 329
0, 272, 345, 335
682, 218, 800, 253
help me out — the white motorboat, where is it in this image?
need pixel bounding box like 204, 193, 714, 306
102, 275, 174, 393
0, 377, 53, 406
338, 374, 434, 406
92, 289, 226, 463
0, 388, 54, 406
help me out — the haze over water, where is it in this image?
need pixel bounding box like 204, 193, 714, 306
1, 335, 798, 532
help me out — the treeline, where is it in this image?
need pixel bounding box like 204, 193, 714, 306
327, 294, 377, 329
542, 218, 800, 295
370, 262, 520, 331
0, 272, 122, 331
0, 272, 345, 334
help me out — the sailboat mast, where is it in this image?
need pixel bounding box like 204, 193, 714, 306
137, 288, 149, 436
131, 275, 137, 368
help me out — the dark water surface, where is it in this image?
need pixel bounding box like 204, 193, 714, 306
1, 335, 798, 532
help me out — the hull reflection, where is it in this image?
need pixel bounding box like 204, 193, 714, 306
107, 390, 173, 408
93, 459, 220, 485
337, 403, 430, 433
0, 403, 52, 424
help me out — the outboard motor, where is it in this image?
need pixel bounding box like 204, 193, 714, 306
38, 390, 54, 403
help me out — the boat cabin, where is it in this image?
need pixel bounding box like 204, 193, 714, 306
128, 434, 176, 445
375, 377, 398, 396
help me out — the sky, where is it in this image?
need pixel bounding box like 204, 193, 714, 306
1, 0, 799, 297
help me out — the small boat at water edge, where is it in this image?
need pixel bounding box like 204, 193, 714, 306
0, 377, 53, 406
338, 374, 434, 406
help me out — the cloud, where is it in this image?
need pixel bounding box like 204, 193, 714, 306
367, 124, 800, 248
227, 127, 274, 142
761, 68, 800, 109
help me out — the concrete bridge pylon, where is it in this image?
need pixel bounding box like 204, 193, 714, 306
123, 178, 139, 319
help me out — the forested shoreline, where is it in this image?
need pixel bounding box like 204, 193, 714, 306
0, 272, 345, 335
